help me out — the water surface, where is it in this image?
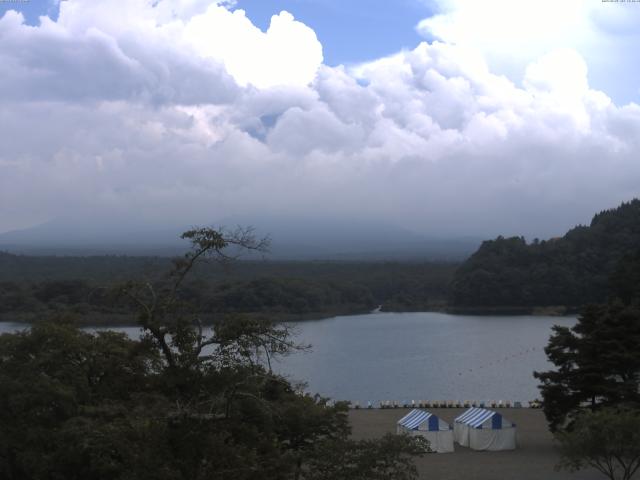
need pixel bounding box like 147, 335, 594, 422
0, 312, 574, 404
275, 312, 574, 404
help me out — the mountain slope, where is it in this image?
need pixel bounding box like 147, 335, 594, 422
450, 199, 640, 308
0, 215, 480, 260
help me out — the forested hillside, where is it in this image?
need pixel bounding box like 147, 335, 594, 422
0, 255, 456, 323
5, 199, 638, 319
450, 199, 640, 308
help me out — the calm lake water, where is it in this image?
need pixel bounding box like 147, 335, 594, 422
0, 312, 574, 404
276, 312, 575, 404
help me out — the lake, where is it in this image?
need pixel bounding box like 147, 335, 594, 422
0, 312, 574, 404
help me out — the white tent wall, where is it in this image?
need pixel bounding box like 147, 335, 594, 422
454, 407, 482, 447
396, 409, 454, 453
454, 422, 470, 447
453, 408, 517, 451
409, 429, 455, 453
469, 427, 516, 451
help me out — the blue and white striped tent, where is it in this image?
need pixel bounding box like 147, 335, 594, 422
454, 408, 516, 451
397, 409, 454, 453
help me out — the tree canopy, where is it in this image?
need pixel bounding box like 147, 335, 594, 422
0, 254, 455, 325
0, 227, 425, 480
534, 247, 640, 431
556, 408, 640, 480
451, 199, 640, 308
534, 302, 640, 431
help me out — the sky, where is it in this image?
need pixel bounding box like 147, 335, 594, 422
1, 0, 640, 240
1, 0, 437, 65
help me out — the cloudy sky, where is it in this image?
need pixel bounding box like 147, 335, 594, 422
1, 0, 639, 239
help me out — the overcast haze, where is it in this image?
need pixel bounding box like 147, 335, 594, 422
1, 0, 640, 243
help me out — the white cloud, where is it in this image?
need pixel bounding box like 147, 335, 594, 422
417, 0, 640, 105
185, 8, 323, 88
0, 9, 239, 104
0, 0, 639, 239
39, 0, 322, 91
418, 0, 590, 59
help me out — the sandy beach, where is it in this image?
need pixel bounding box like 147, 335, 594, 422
349, 408, 606, 480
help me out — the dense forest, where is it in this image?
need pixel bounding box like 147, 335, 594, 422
3, 198, 639, 321
0, 254, 456, 324
450, 199, 640, 309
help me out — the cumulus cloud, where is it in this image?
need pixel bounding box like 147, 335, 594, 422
0, 9, 239, 104
0, 0, 639, 239
185, 8, 323, 88
417, 0, 640, 104
417, 0, 591, 63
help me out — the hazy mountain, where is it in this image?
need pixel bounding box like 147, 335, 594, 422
0, 215, 481, 261
0, 218, 187, 256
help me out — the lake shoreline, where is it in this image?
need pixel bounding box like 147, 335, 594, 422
0, 307, 374, 328
0, 305, 579, 328
441, 305, 580, 316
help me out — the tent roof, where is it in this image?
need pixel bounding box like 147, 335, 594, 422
397, 409, 447, 430
455, 408, 505, 428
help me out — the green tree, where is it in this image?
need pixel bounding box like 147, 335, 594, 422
556, 408, 640, 480
534, 245, 640, 432
0, 227, 425, 480
0, 319, 162, 480
610, 250, 640, 306
534, 302, 640, 431
304, 435, 428, 480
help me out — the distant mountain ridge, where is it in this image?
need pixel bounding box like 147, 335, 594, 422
0, 216, 481, 261
450, 199, 640, 308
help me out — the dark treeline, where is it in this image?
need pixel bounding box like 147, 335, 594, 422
0, 252, 169, 283
0, 254, 457, 323
450, 199, 640, 309
5, 198, 638, 319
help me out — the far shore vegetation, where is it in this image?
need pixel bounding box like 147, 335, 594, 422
2, 200, 639, 326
